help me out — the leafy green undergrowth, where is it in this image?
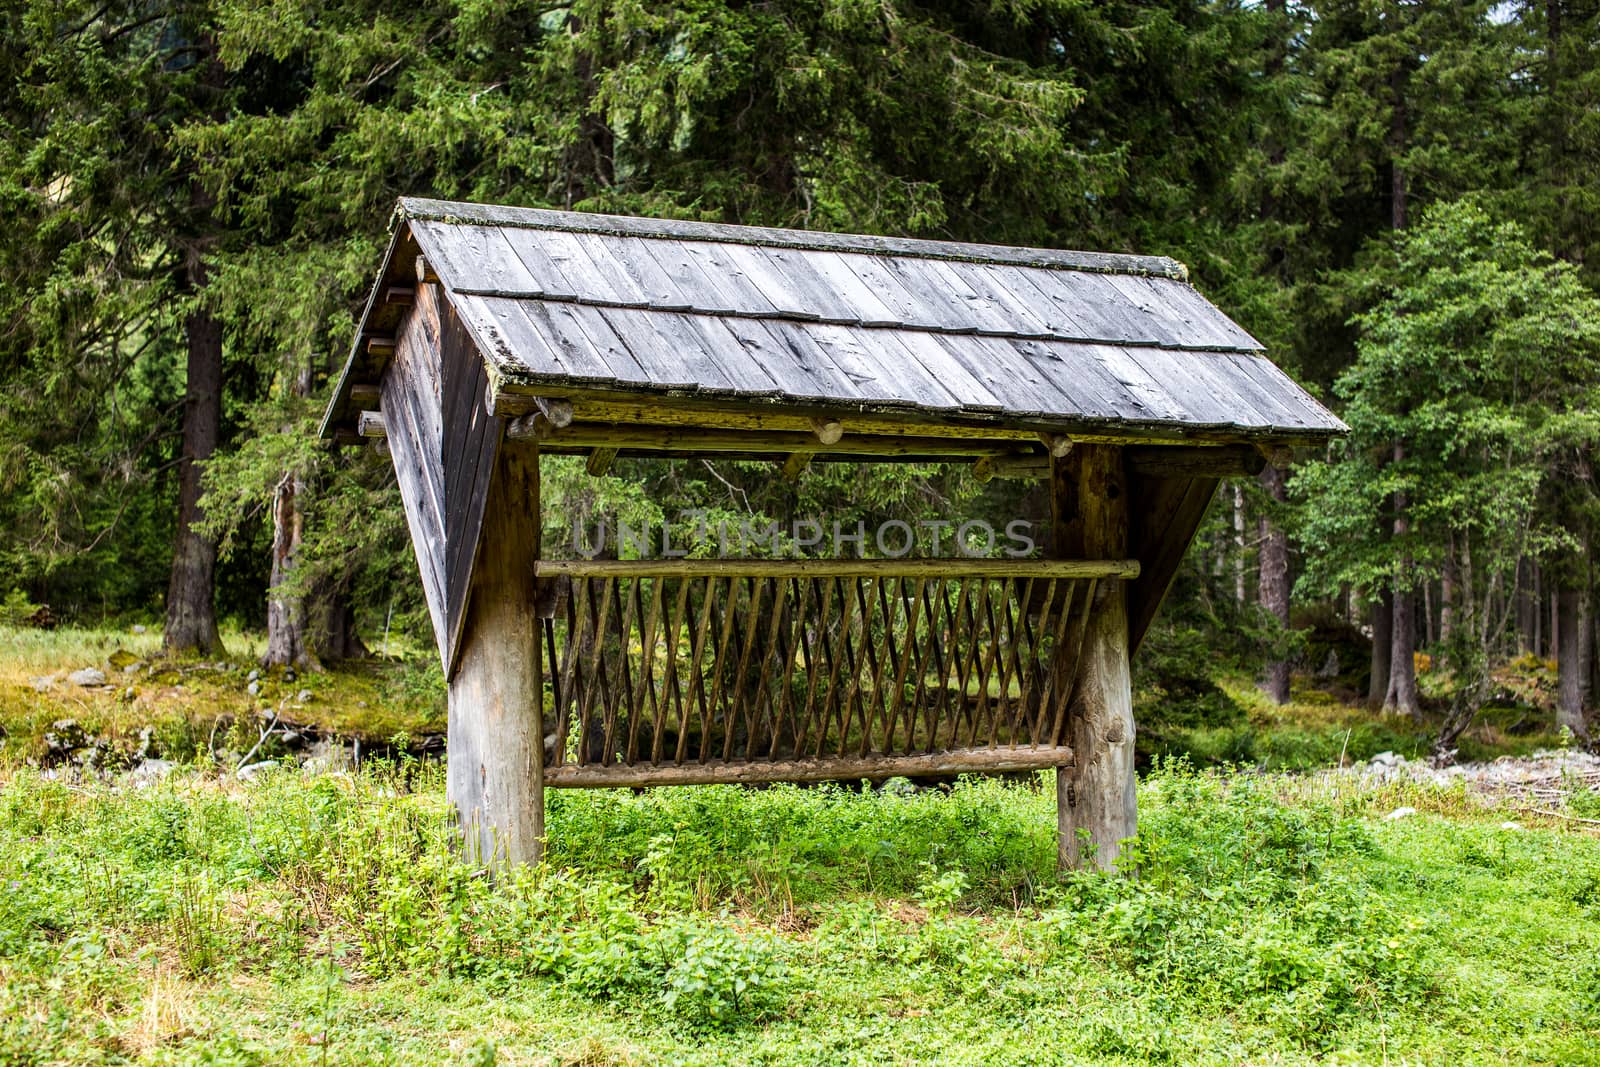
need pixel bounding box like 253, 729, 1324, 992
2, 763, 1597, 1065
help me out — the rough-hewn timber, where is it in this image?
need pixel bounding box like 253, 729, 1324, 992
447, 442, 544, 867
1052, 444, 1136, 872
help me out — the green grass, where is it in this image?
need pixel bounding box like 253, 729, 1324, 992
2, 762, 1597, 1065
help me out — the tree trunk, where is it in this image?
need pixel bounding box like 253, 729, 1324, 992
1258, 462, 1291, 704
1232, 482, 1247, 606
264, 469, 317, 669
163, 309, 225, 656
1052, 444, 1135, 872
1389, 56, 1408, 231
1440, 532, 1456, 646
1516, 557, 1536, 653
1386, 589, 1421, 720
1385, 442, 1421, 720
1549, 573, 1560, 661
1558, 582, 1590, 744
1369, 590, 1393, 706
1422, 581, 1435, 647
263, 362, 316, 669
1580, 598, 1593, 723
311, 583, 369, 662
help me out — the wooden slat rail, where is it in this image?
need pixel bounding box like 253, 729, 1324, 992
533, 560, 1137, 787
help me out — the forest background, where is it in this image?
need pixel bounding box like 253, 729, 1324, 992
5, 0, 1600, 759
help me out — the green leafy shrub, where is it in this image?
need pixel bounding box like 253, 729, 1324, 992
653, 920, 788, 1031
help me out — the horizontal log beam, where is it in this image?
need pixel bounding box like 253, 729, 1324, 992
972, 455, 1045, 482
349, 384, 381, 410
510, 422, 1038, 458
1127, 444, 1266, 478
490, 388, 1340, 449
543, 746, 1075, 788
357, 410, 387, 438
976, 445, 1269, 482
534, 558, 1139, 579
492, 392, 575, 425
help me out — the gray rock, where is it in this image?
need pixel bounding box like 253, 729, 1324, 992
236, 760, 279, 780
1317, 650, 1341, 678
131, 624, 147, 634
68, 667, 107, 687
28, 674, 57, 693
302, 739, 353, 774
283, 668, 296, 683
122, 662, 144, 675
1384, 806, 1418, 821
247, 669, 261, 683
44, 719, 87, 756
296, 689, 313, 703
246, 680, 261, 697
127, 758, 177, 787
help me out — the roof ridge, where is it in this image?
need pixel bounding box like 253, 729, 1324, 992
448, 286, 1259, 353
397, 197, 1189, 281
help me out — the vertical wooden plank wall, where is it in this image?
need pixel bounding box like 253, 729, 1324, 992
1050, 444, 1137, 871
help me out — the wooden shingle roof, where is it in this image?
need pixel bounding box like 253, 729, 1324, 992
321, 198, 1344, 443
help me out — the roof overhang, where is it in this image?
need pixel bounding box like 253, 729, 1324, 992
321, 198, 1345, 452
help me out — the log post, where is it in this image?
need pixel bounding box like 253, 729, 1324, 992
1051, 444, 1136, 872
447, 441, 545, 868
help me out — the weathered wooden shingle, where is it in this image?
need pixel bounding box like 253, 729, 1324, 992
322, 198, 1346, 441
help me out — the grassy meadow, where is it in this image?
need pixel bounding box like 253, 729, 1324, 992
1, 625, 1598, 1065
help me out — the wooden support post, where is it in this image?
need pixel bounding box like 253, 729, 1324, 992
446, 442, 545, 868
1051, 443, 1136, 872
586, 447, 618, 476
781, 452, 813, 481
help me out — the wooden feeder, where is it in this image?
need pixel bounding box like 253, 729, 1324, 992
320, 198, 1345, 872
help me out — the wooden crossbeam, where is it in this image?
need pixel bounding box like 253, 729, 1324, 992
534, 558, 1139, 579
508, 422, 1037, 458
544, 748, 1074, 788
976, 445, 1267, 482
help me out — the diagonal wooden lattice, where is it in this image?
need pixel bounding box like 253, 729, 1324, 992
532, 559, 1137, 787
